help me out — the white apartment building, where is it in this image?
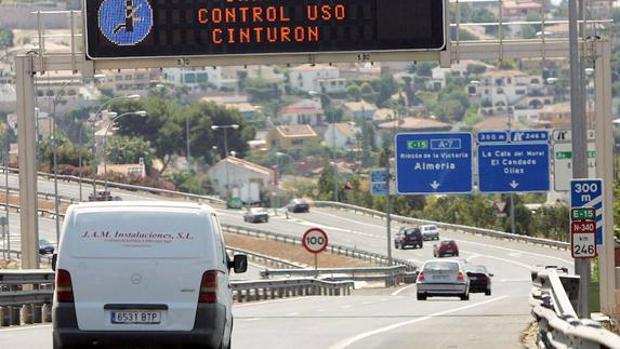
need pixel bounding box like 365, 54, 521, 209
288, 64, 346, 93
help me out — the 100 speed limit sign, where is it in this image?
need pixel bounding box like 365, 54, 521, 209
302, 228, 328, 254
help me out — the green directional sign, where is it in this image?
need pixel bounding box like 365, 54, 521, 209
571, 208, 596, 221
555, 150, 596, 160
407, 140, 428, 150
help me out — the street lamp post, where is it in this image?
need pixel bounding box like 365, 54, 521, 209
103, 111, 147, 191
309, 91, 339, 202
211, 124, 239, 199
89, 94, 141, 198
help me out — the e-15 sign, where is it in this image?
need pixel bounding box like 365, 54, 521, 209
85, 0, 446, 59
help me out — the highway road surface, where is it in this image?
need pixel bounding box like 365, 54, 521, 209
0, 173, 572, 347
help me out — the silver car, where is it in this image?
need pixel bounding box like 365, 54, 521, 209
420, 224, 439, 241
416, 260, 470, 301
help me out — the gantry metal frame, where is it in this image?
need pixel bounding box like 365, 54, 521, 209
13, 2, 616, 314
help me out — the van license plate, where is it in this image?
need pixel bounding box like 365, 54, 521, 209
111, 311, 161, 324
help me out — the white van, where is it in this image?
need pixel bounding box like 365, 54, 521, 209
52, 201, 247, 349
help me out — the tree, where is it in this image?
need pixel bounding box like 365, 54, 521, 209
521, 13, 542, 39
106, 135, 155, 169
346, 84, 362, 101
111, 98, 184, 173
244, 78, 281, 102
416, 62, 437, 77
317, 164, 342, 201
192, 101, 253, 160
371, 75, 398, 107
0, 28, 13, 49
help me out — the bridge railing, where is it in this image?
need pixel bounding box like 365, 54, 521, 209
529, 266, 620, 348
313, 201, 570, 250
0, 270, 352, 327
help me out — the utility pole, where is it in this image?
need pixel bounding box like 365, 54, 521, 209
568, 0, 589, 318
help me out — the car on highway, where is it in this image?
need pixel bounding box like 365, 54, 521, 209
433, 240, 459, 257
416, 259, 470, 301
394, 227, 423, 249
88, 190, 121, 202
243, 207, 270, 223
287, 198, 310, 213
52, 201, 248, 349
465, 265, 493, 296
38, 239, 55, 255
420, 224, 439, 240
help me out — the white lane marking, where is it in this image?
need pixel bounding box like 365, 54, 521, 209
0, 324, 51, 332
316, 308, 328, 312
361, 301, 374, 305
287, 312, 301, 316
234, 297, 312, 308
312, 210, 387, 230
327, 296, 508, 349
437, 237, 572, 265
341, 305, 353, 309
239, 318, 259, 322
466, 254, 480, 262
391, 283, 417, 296
467, 254, 533, 271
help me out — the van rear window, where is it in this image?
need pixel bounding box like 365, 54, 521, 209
68, 211, 211, 258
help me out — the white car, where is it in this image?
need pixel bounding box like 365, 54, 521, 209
52, 201, 247, 349
420, 224, 439, 241
416, 259, 470, 301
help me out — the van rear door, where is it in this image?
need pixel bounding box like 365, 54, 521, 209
62, 208, 220, 332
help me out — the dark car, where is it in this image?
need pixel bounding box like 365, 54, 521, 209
466, 265, 493, 296
433, 240, 459, 257
39, 239, 55, 255
88, 190, 121, 202
243, 207, 270, 223
394, 227, 424, 249
287, 199, 310, 213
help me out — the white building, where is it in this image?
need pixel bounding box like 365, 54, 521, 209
288, 64, 346, 93
324, 123, 361, 149
207, 156, 275, 204
430, 60, 494, 89
280, 99, 324, 126
162, 67, 238, 92
468, 70, 552, 116
100, 69, 152, 97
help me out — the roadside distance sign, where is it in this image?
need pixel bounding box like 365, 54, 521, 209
477, 130, 550, 193
552, 129, 596, 192
395, 132, 473, 194
572, 231, 597, 258
570, 178, 604, 247
302, 228, 329, 254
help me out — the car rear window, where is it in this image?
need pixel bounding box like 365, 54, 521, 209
67, 210, 211, 258
423, 261, 460, 272
467, 266, 487, 273
405, 229, 420, 236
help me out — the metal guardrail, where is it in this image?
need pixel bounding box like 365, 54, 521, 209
260, 265, 416, 287
231, 278, 354, 303
529, 267, 620, 348
313, 201, 570, 250
221, 223, 418, 271
3, 168, 225, 205
0, 270, 352, 327
227, 247, 303, 270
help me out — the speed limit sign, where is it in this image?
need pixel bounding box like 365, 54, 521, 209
302, 228, 328, 254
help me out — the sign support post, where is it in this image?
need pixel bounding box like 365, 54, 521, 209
569, 0, 589, 318
302, 228, 329, 279
594, 39, 616, 314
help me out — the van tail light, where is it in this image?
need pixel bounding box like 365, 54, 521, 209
457, 272, 465, 282
56, 269, 74, 303
199, 271, 219, 304
417, 272, 425, 282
